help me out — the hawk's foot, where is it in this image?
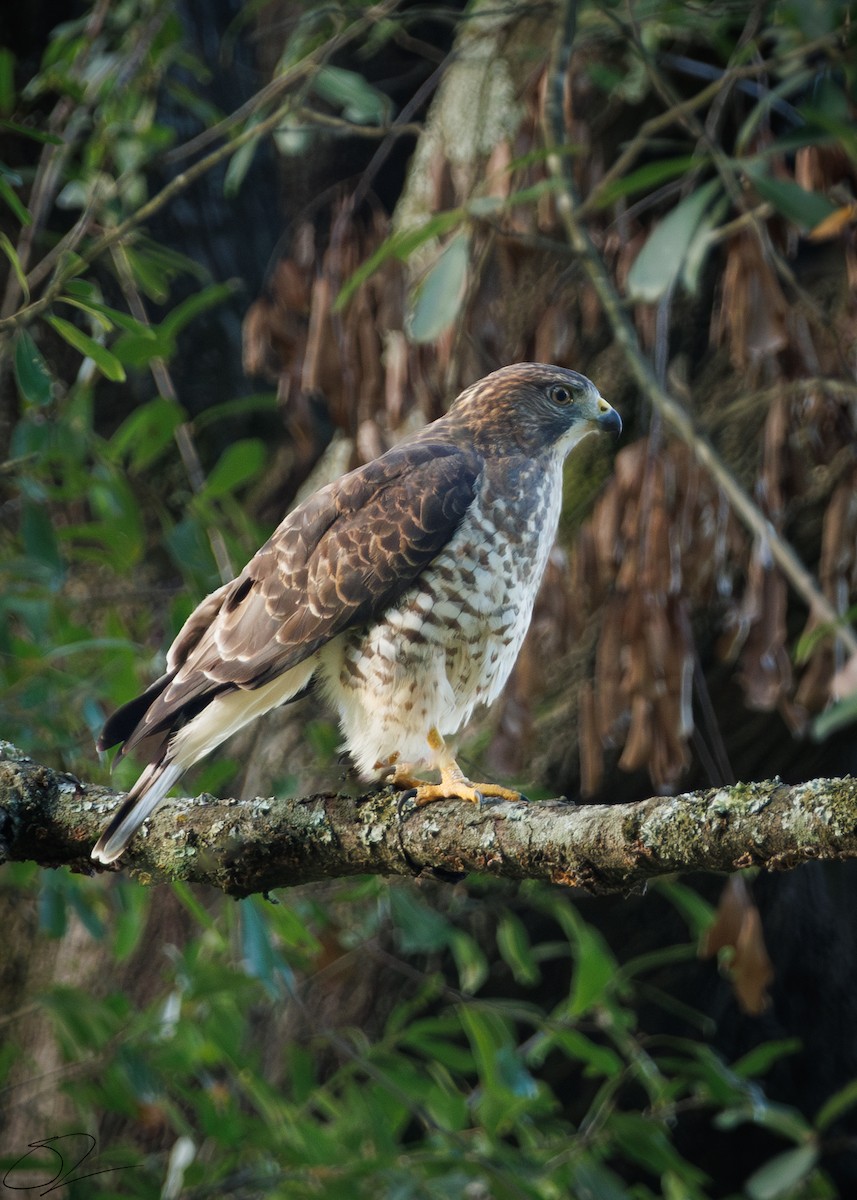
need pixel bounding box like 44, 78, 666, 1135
409, 748, 524, 808
388, 733, 524, 810
386, 763, 429, 791
409, 779, 523, 807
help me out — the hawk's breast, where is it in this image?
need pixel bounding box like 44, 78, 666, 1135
319, 454, 565, 776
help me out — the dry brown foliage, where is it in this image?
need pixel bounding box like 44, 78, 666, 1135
241, 12, 857, 799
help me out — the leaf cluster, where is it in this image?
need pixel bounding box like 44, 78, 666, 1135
4, 867, 853, 1199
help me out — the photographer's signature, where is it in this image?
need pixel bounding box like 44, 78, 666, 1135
3, 1133, 139, 1196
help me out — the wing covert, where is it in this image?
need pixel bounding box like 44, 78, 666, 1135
230, 439, 482, 680
114, 438, 481, 756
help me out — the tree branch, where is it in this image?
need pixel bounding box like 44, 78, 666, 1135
2, 743, 855, 898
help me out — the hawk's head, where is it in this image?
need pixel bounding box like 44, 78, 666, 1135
449, 362, 621, 457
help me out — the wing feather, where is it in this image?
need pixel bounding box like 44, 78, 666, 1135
106, 438, 481, 759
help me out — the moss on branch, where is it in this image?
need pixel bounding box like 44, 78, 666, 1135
2, 743, 856, 897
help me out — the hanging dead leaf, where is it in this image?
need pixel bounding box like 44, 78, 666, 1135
618, 693, 653, 772
808, 203, 857, 242
832, 654, 857, 703
738, 561, 792, 711
713, 233, 789, 368
242, 258, 311, 379
700, 874, 774, 1016
578, 680, 603, 796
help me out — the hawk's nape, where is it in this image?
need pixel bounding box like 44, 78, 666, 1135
92, 363, 620, 864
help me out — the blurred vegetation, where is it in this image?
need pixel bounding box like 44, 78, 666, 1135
1, 1, 856, 1197
7, 861, 854, 1200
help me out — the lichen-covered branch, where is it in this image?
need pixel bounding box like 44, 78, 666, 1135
2, 743, 855, 897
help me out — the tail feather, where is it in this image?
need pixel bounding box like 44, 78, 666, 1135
91, 759, 184, 864
92, 658, 319, 862
97, 672, 174, 753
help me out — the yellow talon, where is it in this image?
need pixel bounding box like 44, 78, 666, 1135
387, 729, 523, 808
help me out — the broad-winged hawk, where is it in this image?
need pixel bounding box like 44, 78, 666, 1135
92, 363, 621, 862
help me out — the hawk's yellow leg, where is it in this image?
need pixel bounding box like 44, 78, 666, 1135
389, 728, 522, 806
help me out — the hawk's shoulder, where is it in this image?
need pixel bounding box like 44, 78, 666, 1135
246, 435, 484, 671
106, 435, 484, 757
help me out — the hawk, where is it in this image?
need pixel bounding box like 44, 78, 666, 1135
92, 363, 621, 863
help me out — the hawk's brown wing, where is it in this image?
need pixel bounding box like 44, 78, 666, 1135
100, 438, 482, 759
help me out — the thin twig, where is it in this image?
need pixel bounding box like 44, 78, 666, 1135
576, 29, 845, 221
293, 107, 424, 140
160, 0, 401, 165
0, 1, 401, 340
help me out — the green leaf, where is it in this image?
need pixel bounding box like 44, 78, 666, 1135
682, 193, 729, 294
652, 879, 716, 938
45, 314, 126, 382
202, 438, 266, 499
609, 1113, 707, 1182
796, 96, 857, 164
56, 295, 114, 331
159, 281, 236, 340
164, 515, 219, 590
627, 179, 722, 302
38, 874, 67, 938
335, 208, 466, 310
745, 1144, 819, 1200
0, 118, 63, 145
66, 881, 106, 940
811, 691, 857, 741
240, 898, 285, 996
123, 245, 172, 303
458, 1005, 512, 1091
111, 328, 174, 367
745, 165, 836, 231
312, 65, 391, 125
1, 232, 28, 303
562, 911, 618, 1015
528, 1027, 622, 1078
44, 639, 137, 671
733, 1039, 802, 1079
496, 912, 540, 986
0, 49, 15, 115
85, 471, 145, 570
14, 330, 53, 407
734, 69, 815, 157
225, 117, 262, 198
715, 1101, 811, 1143
108, 395, 185, 471
494, 1044, 539, 1098
390, 886, 454, 954
450, 930, 488, 994
61, 283, 154, 332
595, 155, 700, 207
815, 1078, 857, 1131
402, 1019, 475, 1073
192, 391, 278, 432
407, 232, 470, 344
0, 172, 31, 224
571, 1161, 631, 1200
62, 278, 99, 301
21, 500, 63, 574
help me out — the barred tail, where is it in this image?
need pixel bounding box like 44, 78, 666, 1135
91, 759, 184, 864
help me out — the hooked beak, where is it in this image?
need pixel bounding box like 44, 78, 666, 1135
595, 397, 622, 437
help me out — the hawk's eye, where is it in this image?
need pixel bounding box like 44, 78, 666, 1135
549, 384, 574, 405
